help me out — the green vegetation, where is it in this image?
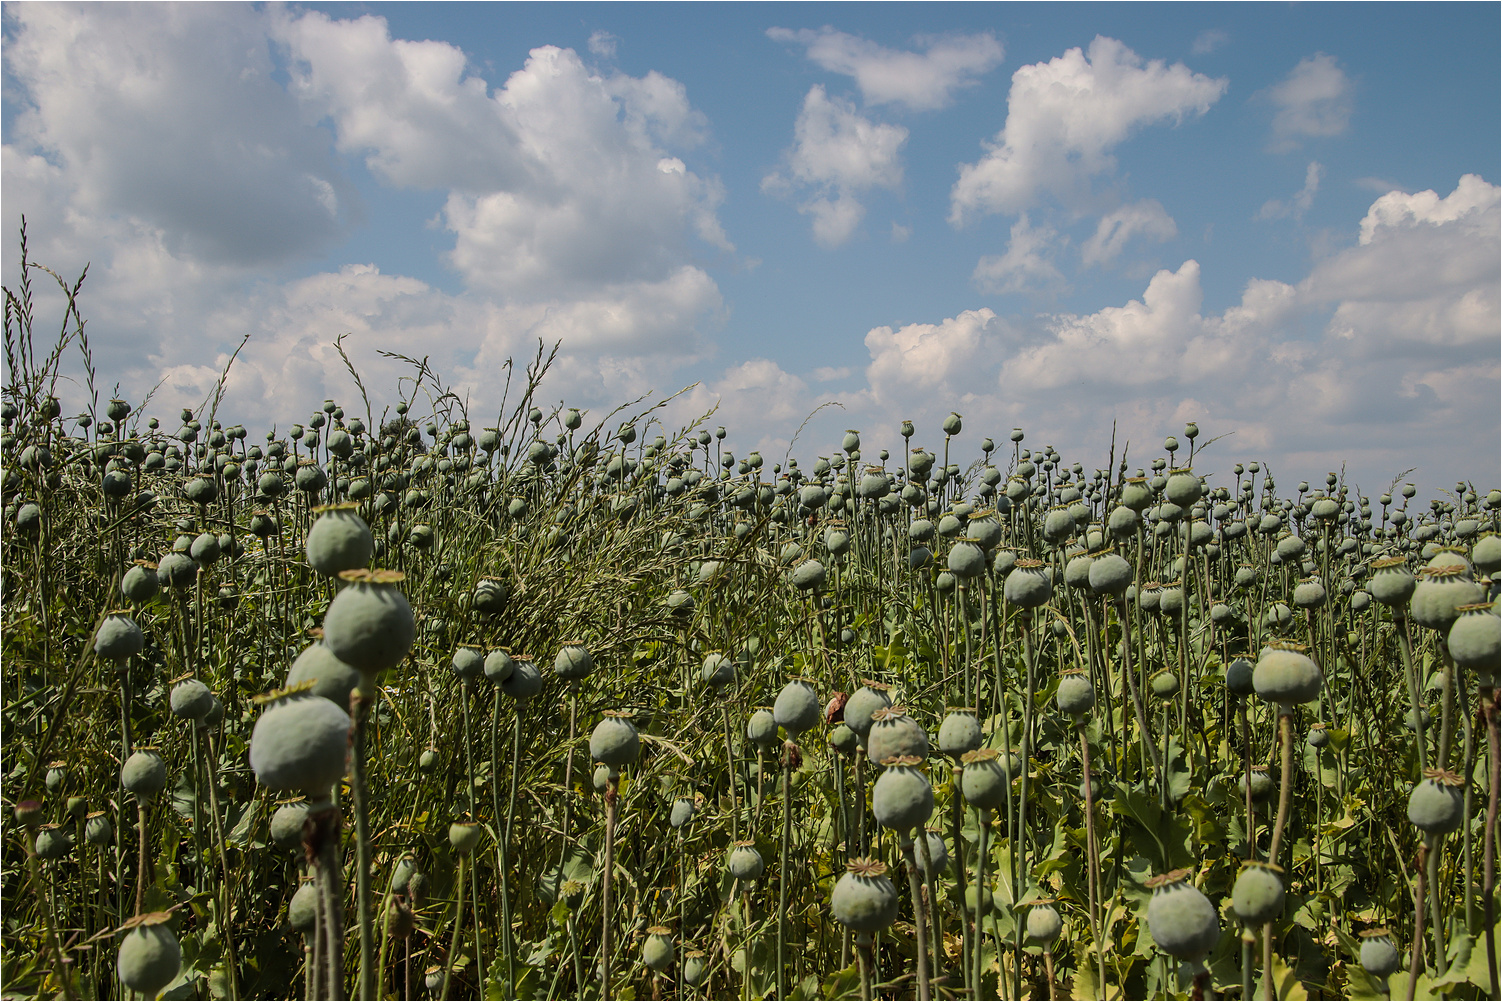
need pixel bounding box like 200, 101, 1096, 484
3, 234, 1498, 999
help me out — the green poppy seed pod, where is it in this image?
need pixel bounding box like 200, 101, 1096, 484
1088, 551, 1133, 597
270, 800, 310, 851
916, 829, 948, 875
483, 649, 515, 685
471, 576, 508, 616
554, 644, 595, 683
670, 797, 695, 829
121, 563, 160, 605
907, 546, 932, 570
85, 810, 112, 847
872, 758, 933, 832
1004, 559, 1052, 609
121, 749, 168, 799
169, 679, 215, 721
866, 706, 928, 764
286, 642, 361, 710
451, 645, 484, 681
728, 841, 765, 880
666, 588, 696, 618
844, 683, 892, 738
1241, 767, 1275, 805
1448, 603, 1500, 678
942, 412, 962, 436
1164, 469, 1202, 507
117, 914, 182, 998
45, 761, 66, 793
1119, 478, 1153, 512
1149, 669, 1181, 700
1359, 930, 1402, 979
1407, 769, 1465, 834
1471, 534, 1501, 576
1409, 566, 1484, 631
1026, 901, 1063, 944
937, 708, 981, 760
249, 690, 351, 796
1307, 723, 1330, 748
501, 657, 543, 701
682, 950, 708, 987
1231, 860, 1285, 925
1292, 577, 1327, 609
34, 823, 72, 861
1063, 551, 1094, 590
189, 532, 221, 565
790, 558, 826, 591
1224, 658, 1255, 697
642, 927, 675, 973
1253, 641, 1323, 708
830, 858, 900, 933
592, 763, 611, 793
699, 652, 735, 688
11, 502, 39, 535
1042, 506, 1074, 544
828, 724, 858, 755
95, 611, 145, 661
289, 880, 319, 934
960, 749, 1010, 811
183, 475, 218, 506
1107, 504, 1141, 539
305, 503, 374, 577
390, 853, 420, 895
1055, 670, 1095, 717
1156, 583, 1185, 618
449, 821, 483, 855
746, 708, 779, 750
322, 569, 414, 675
947, 540, 987, 579
1145, 870, 1219, 960
1364, 557, 1413, 607
773, 678, 821, 735
1263, 602, 1293, 630
590, 712, 640, 768
66, 796, 86, 820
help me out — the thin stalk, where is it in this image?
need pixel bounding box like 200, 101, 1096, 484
601, 771, 619, 1000
856, 932, 875, 1002
1406, 837, 1431, 1000
777, 740, 794, 1001
439, 855, 467, 1002
901, 834, 932, 1002
350, 681, 376, 1002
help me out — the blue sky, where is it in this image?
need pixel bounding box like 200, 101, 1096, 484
3, 3, 1497, 494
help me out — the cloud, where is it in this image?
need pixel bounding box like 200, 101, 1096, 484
1307, 174, 1499, 352
950, 37, 1227, 222
1265, 53, 1353, 152
275, 17, 730, 297
1257, 161, 1324, 221
860, 175, 1498, 489
1081, 199, 1178, 266
864, 308, 1008, 405
1, 6, 736, 428
763, 85, 908, 247
1191, 30, 1228, 56
972, 215, 1068, 295
767, 26, 1004, 111
588, 31, 618, 58
3, 3, 354, 267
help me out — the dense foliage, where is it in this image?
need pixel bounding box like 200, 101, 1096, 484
3, 236, 1498, 1001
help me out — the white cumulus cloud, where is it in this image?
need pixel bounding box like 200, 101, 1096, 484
950, 36, 1227, 222
767, 26, 1004, 111
1081, 199, 1178, 266
1265, 53, 1353, 152
972, 215, 1068, 295
764, 85, 908, 247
